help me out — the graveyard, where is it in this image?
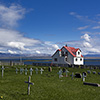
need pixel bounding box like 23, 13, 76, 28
1, 65, 100, 100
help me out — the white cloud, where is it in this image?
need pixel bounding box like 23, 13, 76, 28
92, 26, 100, 29
81, 34, 91, 42
83, 41, 92, 48
36, 51, 41, 54
8, 50, 17, 54
0, 4, 26, 28
77, 26, 89, 30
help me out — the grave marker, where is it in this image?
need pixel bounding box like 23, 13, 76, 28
82, 73, 85, 82
16, 68, 18, 74
65, 69, 69, 77
93, 71, 96, 74
40, 68, 44, 74
20, 68, 24, 74
30, 68, 33, 76
58, 69, 63, 78
1, 66, 4, 77
25, 76, 34, 95
71, 72, 74, 80
25, 68, 28, 75
35, 68, 38, 74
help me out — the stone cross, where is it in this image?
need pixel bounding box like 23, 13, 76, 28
35, 68, 38, 74
20, 68, 24, 74
65, 69, 69, 77
58, 69, 63, 78
30, 68, 33, 76
16, 68, 18, 74
25, 76, 34, 95
71, 72, 74, 80
1, 66, 4, 77
25, 68, 28, 75
40, 68, 44, 74
82, 73, 85, 82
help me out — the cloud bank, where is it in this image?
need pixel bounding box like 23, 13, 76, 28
0, 4, 59, 55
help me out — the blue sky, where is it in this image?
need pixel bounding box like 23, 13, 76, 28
0, 0, 100, 55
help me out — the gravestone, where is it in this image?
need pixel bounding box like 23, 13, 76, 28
30, 68, 33, 76
20, 68, 24, 74
1, 66, 4, 77
25, 76, 34, 95
16, 68, 18, 74
93, 71, 96, 74
87, 70, 91, 74
82, 72, 87, 77
65, 69, 69, 77
58, 69, 63, 78
62, 68, 66, 73
48, 67, 52, 72
25, 68, 28, 75
35, 68, 38, 74
82, 73, 85, 82
75, 73, 82, 78
71, 72, 74, 80
40, 68, 44, 74
98, 72, 100, 75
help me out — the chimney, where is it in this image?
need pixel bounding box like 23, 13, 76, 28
65, 44, 67, 47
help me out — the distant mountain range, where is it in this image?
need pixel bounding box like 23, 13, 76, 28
0, 53, 51, 59
0, 52, 100, 59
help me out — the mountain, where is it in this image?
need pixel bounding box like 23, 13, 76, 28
0, 53, 51, 59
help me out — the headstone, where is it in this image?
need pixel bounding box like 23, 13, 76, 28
75, 73, 82, 78
62, 68, 66, 73
30, 68, 33, 76
1, 66, 4, 77
58, 69, 63, 78
93, 71, 96, 74
98, 72, 100, 75
71, 72, 74, 80
48, 67, 52, 72
20, 68, 24, 74
82, 72, 87, 77
40, 68, 44, 74
82, 73, 85, 82
25, 68, 28, 75
87, 70, 91, 74
65, 69, 69, 77
35, 68, 38, 74
25, 76, 34, 95
16, 68, 18, 74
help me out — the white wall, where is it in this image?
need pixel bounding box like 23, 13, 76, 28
74, 57, 84, 65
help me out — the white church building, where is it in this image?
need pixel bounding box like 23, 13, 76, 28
52, 45, 84, 66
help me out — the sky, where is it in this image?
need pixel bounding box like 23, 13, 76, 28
0, 0, 100, 55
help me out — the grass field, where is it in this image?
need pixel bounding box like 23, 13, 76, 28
0, 66, 100, 100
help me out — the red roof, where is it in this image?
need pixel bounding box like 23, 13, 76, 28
63, 46, 83, 57
52, 46, 83, 57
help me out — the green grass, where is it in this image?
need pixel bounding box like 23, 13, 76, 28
0, 66, 100, 100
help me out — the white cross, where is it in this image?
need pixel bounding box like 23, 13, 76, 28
35, 68, 38, 74
65, 70, 69, 77
82, 73, 85, 82
25, 76, 34, 95
58, 69, 63, 78
25, 68, 28, 75
40, 68, 44, 74
16, 68, 18, 74
20, 68, 23, 74
1, 66, 4, 77
30, 68, 33, 76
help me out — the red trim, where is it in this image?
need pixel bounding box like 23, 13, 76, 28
52, 49, 61, 57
